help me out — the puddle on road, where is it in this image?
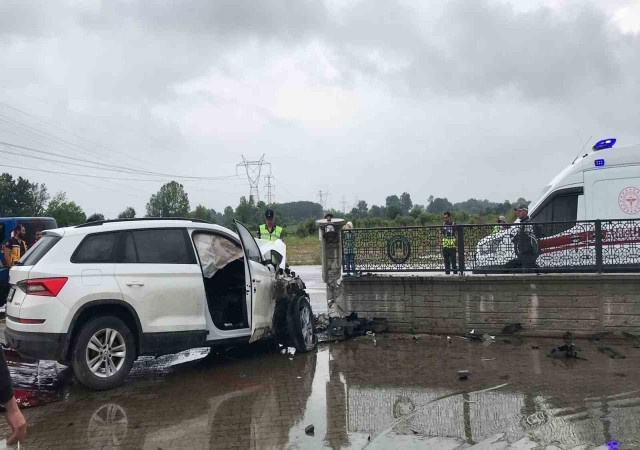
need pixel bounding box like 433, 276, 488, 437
6, 336, 640, 449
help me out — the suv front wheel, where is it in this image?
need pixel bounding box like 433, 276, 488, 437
71, 316, 136, 390
287, 295, 317, 352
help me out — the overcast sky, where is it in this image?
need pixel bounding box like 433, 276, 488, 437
1, 0, 640, 218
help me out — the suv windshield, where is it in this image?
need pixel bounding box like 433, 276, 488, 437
19, 234, 61, 266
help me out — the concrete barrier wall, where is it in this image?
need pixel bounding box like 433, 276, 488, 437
339, 274, 640, 337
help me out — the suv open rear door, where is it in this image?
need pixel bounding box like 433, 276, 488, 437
234, 221, 275, 343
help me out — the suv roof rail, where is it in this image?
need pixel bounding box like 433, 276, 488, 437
75, 218, 213, 228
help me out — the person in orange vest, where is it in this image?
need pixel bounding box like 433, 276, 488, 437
3, 224, 28, 268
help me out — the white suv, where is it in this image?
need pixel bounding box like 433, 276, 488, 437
4, 219, 317, 390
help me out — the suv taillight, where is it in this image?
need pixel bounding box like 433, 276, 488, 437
17, 278, 68, 297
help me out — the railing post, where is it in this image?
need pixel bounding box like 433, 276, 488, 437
457, 224, 465, 274
595, 220, 603, 273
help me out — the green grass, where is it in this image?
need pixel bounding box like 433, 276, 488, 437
286, 234, 321, 265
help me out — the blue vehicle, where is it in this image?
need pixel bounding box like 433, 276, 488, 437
0, 217, 58, 306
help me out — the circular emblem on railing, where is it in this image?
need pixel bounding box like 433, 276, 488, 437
619, 187, 640, 215
387, 235, 411, 264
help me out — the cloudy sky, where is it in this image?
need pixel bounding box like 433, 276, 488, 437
1, 0, 640, 218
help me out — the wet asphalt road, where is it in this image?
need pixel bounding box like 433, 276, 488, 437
1, 266, 640, 449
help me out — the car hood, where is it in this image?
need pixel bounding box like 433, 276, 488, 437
256, 238, 287, 269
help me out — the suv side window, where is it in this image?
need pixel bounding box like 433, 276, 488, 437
124, 229, 196, 264
72, 232, 119, 263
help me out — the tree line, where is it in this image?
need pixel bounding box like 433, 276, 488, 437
0, 176, 530, 233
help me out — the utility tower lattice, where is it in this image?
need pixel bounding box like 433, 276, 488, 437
236, 155, 271, 204
264, 174, 276, 205
318, 190, 329, 210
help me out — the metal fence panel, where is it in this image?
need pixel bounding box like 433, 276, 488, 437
341, 219, 640, 274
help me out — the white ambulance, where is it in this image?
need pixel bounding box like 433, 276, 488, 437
475, 139, 640, 270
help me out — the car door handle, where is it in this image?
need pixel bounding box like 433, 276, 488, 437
126, 282, 144, 287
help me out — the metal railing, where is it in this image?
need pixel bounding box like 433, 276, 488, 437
341, 219, 640, 274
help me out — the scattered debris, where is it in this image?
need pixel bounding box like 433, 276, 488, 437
501, 323, 523, 335
447, 336, 451, 344
467, 330, 483, 341
457, 370, 470, 380
531, 344, 540, 350
305, 424, 315, 436
287, 347, 296, 356
320, 313, 389, 343
597, 346, 626, 359
482, 358, 496, 361
587, 330, 610, 342
314, 313, 330, 332
548, 331, 579, 359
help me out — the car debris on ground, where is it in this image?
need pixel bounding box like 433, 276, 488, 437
314, 311, 389, 343
548, 331, 580, 359
304, 424, 315, 436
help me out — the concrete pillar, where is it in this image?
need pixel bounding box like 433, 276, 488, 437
316, 218, 345, 312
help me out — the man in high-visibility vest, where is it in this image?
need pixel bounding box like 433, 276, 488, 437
257, 209, 283, 242
441, 211, 457, 275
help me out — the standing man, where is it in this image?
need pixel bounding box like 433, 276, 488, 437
257, 209, 283, 242
441, 212, 458, 275
511, 204, 539, 270
3, 224, 28, 269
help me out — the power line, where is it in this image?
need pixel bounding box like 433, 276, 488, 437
0, 102, 231, 181
0, 141, 238, 181
0, 162, 238, 182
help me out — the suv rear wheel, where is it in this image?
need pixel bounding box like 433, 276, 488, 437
287, 295, 317, 352
71, 316, 136, 390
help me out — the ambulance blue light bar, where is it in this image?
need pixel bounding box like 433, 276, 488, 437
593, 138, 616, 150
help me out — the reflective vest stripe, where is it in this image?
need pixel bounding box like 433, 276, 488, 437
442, 222, 456, 248
259, 224, 282, 241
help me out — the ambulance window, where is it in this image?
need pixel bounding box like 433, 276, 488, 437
553, 195, 578, 223
531, 193, 579, 236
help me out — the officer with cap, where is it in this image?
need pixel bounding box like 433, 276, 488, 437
257, 209, 283, 242
509, 204, 539, 270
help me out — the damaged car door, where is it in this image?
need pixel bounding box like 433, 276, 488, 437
234, 221, 276, 343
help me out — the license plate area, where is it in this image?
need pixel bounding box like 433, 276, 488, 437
7, 287, 15, 303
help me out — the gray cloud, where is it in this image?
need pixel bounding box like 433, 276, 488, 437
1, 0, 640, 216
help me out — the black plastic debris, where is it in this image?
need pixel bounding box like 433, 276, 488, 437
501, 323, 523, 335
548, 331, 579, 359
305, 424, 315, 436
457, 370, 470, 380
587, 331, 610, 342
467, 330, 483, 341
598, 346, 626, 359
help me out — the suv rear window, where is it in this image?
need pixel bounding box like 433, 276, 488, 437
124, 229, 196, 264
72, 232, 119, 263
19, 235, 61, 266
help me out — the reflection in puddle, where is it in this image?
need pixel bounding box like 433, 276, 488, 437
87, 403, 128, 450
6, 337, 640, 449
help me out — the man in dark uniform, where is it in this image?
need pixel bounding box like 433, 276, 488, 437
511, 204, 539, 270
441, 212, 458, 275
